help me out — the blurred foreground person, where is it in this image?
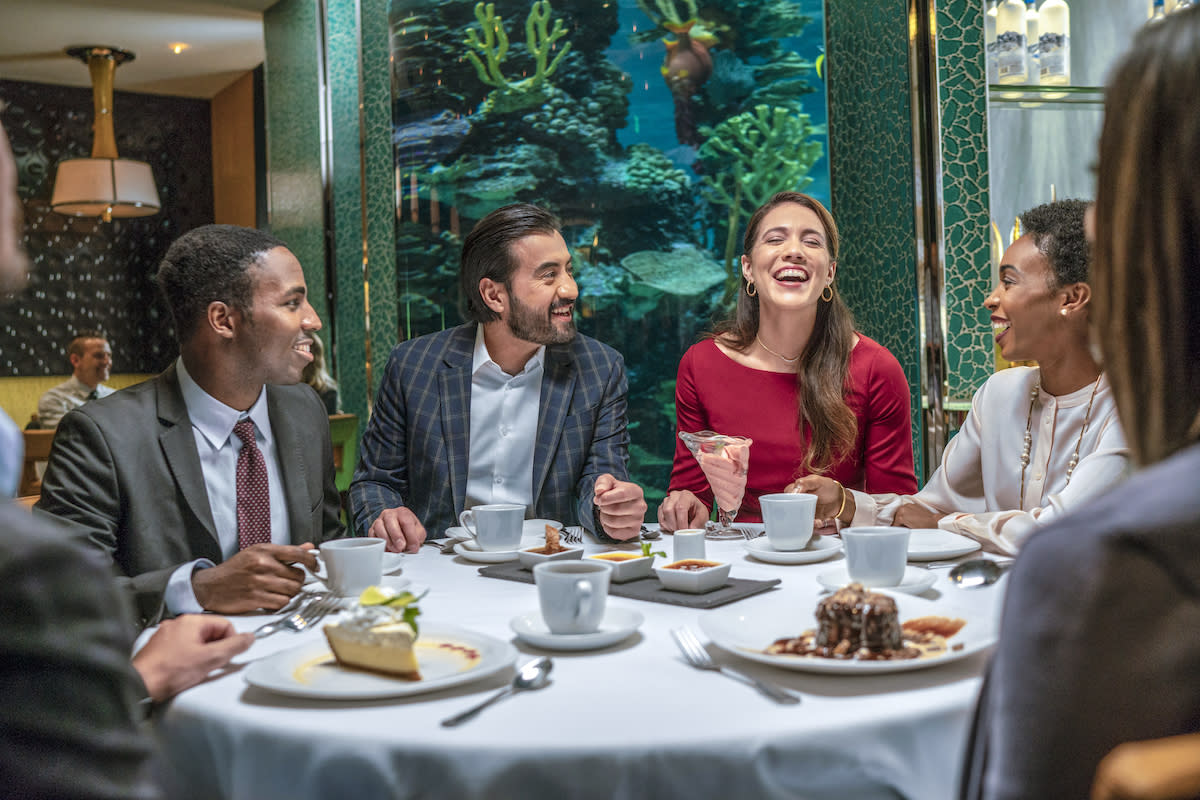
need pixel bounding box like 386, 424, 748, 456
961, 8, 1200, 799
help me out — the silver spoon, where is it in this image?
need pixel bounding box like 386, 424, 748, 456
440, 657, 553, 727
639, 525, 661, 541
949, 558, 1011, 588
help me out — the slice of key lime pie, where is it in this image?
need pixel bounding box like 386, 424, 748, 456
323, 586, 424, 680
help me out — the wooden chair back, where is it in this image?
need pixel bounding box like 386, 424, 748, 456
19, 429, 56, 498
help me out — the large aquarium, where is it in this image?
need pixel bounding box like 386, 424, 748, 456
388, 0, 830, 505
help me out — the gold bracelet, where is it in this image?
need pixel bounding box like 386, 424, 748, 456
833, 480, 848, 521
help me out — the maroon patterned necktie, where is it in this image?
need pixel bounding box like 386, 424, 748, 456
233, 419, 271, 549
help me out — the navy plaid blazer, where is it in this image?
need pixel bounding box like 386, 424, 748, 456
350, 324, 632, 539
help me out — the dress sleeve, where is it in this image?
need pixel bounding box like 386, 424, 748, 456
667, 346, 714, 510
858, 344, 917, 494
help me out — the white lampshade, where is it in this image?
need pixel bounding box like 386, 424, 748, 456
50, 157, 161, 221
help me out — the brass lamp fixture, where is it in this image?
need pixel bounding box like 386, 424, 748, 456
50, 46, 160, 222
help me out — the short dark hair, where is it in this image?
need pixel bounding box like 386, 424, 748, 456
1019, 199, 1091, 288
67, 329, 107, 358
157, 224, 287, 344
459, 204, 562, 323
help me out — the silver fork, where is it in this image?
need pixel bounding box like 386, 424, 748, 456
560, 527, 582, 545
670, 627, 801, 705
254, 593, 342, 639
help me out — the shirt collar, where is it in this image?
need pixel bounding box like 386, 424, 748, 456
471, 324, 545, 378
176, 357, 272, 450
65, 375, 93, 395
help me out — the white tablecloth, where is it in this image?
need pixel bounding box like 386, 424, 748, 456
149, 531, 1005, 800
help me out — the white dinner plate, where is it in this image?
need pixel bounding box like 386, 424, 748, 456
906, 529, 982, 561
699, 590, 996, 675
509, 607, 644, 651
816, 566, 937, 595
243, 623, 517, 699
743, 535, 842, 565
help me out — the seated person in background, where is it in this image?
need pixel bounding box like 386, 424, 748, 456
658, 192, 916, 531
793, 199, 1129, 555
0, 120, 251, 800
36, 224, 342, 627
351, 203, 647, 551
36, 329, 114, 428
302, 332, 340, 414
961, 12, 1200, 798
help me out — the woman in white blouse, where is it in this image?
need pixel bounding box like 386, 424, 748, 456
791, 199, 1129, 554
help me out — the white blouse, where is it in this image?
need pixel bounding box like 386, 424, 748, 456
849, 367, 1130, 554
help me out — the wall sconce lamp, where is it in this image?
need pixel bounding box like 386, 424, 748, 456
50, 46, 160, 223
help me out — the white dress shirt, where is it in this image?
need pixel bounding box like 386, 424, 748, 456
37, 374, 114, 428
850, 367, 1130, 554
465, 325, 543, 510
165, 358, 290, 613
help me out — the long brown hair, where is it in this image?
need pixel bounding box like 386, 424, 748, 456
1092, 6, 1200, 466
711, 192, 857, 475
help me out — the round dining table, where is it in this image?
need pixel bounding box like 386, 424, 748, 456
147, 527, 1006, 800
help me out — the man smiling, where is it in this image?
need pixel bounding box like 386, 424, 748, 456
351, 203, 647, 551
37, 330, 115, 428
36, 225, 343, 626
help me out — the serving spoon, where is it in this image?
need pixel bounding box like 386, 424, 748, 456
441, 657, 553, 727
948, 558, 1011, 588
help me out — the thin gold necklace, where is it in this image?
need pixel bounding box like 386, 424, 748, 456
1019, 372, 1103, 508
756, 335, 800, 364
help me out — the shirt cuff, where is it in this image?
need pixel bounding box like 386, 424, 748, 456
164, 559, 215, 615
848, 489, 877, 527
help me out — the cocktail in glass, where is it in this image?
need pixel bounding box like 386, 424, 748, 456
678, 430, 753, 540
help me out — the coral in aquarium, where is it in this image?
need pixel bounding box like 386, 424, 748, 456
463, 1, 573, 114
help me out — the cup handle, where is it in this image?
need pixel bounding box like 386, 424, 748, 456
459, 509, 476, 536
574, 579, 592, 622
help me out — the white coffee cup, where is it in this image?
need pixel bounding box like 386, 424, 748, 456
841, 526, 911, 586
673, 528, 707, 561
533, 561, 610, 635
459, 503, 525, 551
320, 537, 385, 596
759, 493, 818, 551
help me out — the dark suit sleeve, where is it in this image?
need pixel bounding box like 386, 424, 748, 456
0, 508, 159, 799
574, 347, 632, 540
350, 349, 412, 535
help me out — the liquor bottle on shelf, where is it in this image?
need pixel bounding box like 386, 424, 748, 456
1149, 0, 1167, 22
995, 0, 1029, 84
1025, 0, 1040, 84
986, 0, 1000, 84
1038, 0, 1070, 85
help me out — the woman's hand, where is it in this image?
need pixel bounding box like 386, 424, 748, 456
657, 490, 709, 533
893, 502, 945, 529
785, 475, 846, 525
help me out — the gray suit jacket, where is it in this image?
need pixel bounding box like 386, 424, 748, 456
960, 441, 1200, 799
350, 324, 632, 540
36, 364, 343, 626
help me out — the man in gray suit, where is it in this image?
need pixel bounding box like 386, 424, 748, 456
351, 203, 647, 551
37, 224, 342, 626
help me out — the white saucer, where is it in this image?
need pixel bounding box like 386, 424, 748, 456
509, 608, 644, 651
743, 535, 842, 565
906, 529, 982, 561
453, 538, 541, 563
816, 566, 937, 595
306, 574, 412, 597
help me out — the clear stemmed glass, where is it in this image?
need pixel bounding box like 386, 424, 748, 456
678, 430, 753, 540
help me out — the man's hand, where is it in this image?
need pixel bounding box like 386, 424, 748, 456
657, 489, 709, 533
593, 474, 647, 541
192, 543, 317, 614
131, 615, 254, 703
892, 502, 945, 529
368, 506, 427, 553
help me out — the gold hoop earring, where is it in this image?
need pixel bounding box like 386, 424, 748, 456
821, 284, 834, 302
746, 281, 757, 297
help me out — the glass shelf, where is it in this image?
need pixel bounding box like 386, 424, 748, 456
987, 84, 1104, 106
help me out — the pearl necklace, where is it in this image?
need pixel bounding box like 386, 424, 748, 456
756, 335, 800, 364
1018, 373, 1103, 508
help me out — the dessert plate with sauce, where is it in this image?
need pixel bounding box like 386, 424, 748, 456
816, 566, 937, 595
743, 535, 842, 565
699, 591, 997, 675
244, 624, 517, 699
905, 529, 982, 561
509, 607, 644, 651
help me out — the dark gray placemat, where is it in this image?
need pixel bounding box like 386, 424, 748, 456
477, 562, 780, 609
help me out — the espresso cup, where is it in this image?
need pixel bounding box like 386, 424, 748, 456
459, 503, 525, 551
759, 493, 818, 551
320, 537, 385, 596
533, 561, 610, 635
841, 526, 911, 587
673, 528, 707, 561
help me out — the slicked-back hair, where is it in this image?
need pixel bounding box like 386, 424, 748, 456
460, 203, 562, 324
711, 192, 858, 476
157, 224, 287, 345
67, 329, 107, 358
1018, 199, 1091, 289
1093, 5, 1200, 466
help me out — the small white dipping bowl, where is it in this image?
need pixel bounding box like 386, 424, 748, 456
517, 544, 584, 569
587, 552, 655, 582
654, 559, 731, 594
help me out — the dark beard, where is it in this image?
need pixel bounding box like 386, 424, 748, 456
506, 293, 575, 345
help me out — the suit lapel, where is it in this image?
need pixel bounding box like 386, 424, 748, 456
268, 387, 309, 542
441, 326, 475, 516
534, 346, 576, 503
155, 365, 219, 544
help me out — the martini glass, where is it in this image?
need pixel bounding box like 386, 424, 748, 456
678, 430, 753, 540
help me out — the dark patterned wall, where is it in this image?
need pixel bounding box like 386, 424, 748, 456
0, 79, 213, 376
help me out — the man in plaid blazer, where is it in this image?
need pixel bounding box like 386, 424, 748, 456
351, 204, 647, 551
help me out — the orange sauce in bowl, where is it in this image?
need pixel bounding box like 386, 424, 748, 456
664, 559, 721, 571
590, 552, 642, 562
